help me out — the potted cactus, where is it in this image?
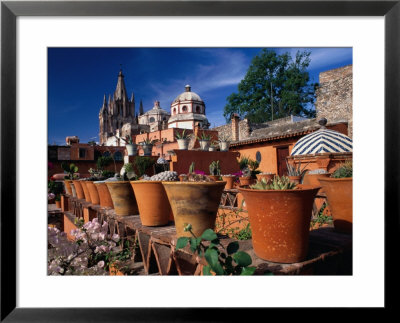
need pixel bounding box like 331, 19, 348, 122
318, 161, 352, 234
208, 140, 219, 151
218, 133, 230, 152
120, 135, 137, 156
286, 160, 309, 184
208, 160, 221, 181
197, 132, 212, 151
238, 176, 320, 263
175, 129, 191, 150
141, 138, 156, 156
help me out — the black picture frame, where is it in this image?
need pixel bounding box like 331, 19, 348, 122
1, 1, 398, 321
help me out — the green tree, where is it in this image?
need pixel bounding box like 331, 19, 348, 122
223, 49, 317, 123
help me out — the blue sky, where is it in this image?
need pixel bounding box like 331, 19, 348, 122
48, 47, 352, 145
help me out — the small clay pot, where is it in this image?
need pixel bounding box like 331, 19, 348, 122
106, 181, 139, 216
86, 181, 100, 205
72, 180, 85, 200
256, 173, 275, 184
130, 181, 172, 226
64, 180, 72, 195
80, 181, 92, 203
239, 176, 253, 186
94, 181, 114, 208
162, 181, 225, 237
221, 176, 235, 190
318, 177, 352, 234
288, 175, 301, 184
179, 174, 187, 182
208, 175, 220, 182
238, 185, 320, 263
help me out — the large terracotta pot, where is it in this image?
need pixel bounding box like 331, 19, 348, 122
256, 173, 275, 184
162, 181, 226, 237
64, 180, 72, 195
238, 185, 320, 263
221, 176, 235, 190
94, 181, 114, 208
106, 181, 139, 216
86, 181, 100, 205
130, 181, 172, 226
70, 182, 77, 197
79, 180, 92, 203
303, 173, 330, 194
72, 180, 85, 200
318, 177, 352, 234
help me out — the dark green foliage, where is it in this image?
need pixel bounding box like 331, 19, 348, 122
331, 161, 352, 178
223, 49, 317, 123
134, 156, 155, 177
61, 162, 79, 179
96, 156, 113, 171
175, 225, 256, 276
209, 160, 221, 176
48, 180, 64, 195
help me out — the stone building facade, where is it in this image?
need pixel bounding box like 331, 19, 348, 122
315, 64, 353, 138
138, 100, 170, 132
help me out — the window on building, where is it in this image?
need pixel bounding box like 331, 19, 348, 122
182, 106, 187, 112
79, 148, 86, 158
114, 151, 123, 161
256, 151, 262, 163
173, 108, 176, 114
196, 106, 201, 113
149, 117, 155, 123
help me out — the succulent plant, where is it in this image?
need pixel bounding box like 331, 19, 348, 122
209, 160, 221, 176
182, 173, 213, 182
175, 129, 191, 140
331, 161, 352, 178
142, 171, 179, 181
250, 175, 297, 190
188, 162, 195, 174
286, 160, 309, 178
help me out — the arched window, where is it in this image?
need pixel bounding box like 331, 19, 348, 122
114, 151, 123, 161
149, 117, 155, 123
173, 108, 176, 115
182, 106, 187, 113
196, 106, 201, 113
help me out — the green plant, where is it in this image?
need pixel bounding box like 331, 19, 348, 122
176, 224, 256, 275
61, 162, 79, 179
134, 156, 155, 177
48, 180, 64, 195
101, 170, 115, 179
55, 194, 61, 202
235, 223, 252, 240
188, 162, 195, 174
96, 156, 113, 171
209, 160, 221, 176
218, 133, 230, 142
197, 132, 212, 141
286, 160, 309, 178
123, 163, 137, 181
238, 156, 250, 170
310, 203, 332, 229
248, 159, 261, 178
331, 161, 352, 178
141, 138, 157, 145
250, 175, 297, 190
120, 135, 134, 145
175, 129, 191, 140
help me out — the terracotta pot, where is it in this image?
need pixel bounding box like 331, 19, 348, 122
221, 176, 235, 190
55, 200, 61, 208
106, 181, 139, 216
64, 180, 72, 195
288, 175, 301, 184
162, 181, 226, 237
303, 173, 330, 194
130, 181, 172, 226
208, 175, 220, 182
239, 176, 254, 186
69, 182, 77, 197
179, 174, 187, 182
79, 181, 92, 203
94, 181, 114, 208
318, 177, 352, 234
238, 185, 320, 263
72, 180, 85, 200
86, 181, 100, 205
256, 173, 275, 183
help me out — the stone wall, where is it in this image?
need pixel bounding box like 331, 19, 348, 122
315, 64, 353, 138
213, 119, 251, 142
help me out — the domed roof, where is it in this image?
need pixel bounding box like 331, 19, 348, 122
173, 85, 203, 103
144, 101, 170, 116
291, 127, 352, 156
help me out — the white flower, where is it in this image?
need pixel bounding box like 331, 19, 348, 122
97, 261, 105, 268
111, 234, 120, 243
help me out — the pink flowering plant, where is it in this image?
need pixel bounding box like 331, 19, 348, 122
48, 218, 128, 275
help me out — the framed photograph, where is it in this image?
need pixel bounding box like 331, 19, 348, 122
1, 0, 397, 320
